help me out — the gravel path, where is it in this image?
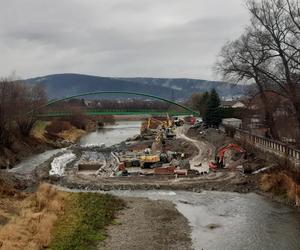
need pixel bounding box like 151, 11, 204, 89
99, 197, 192, 250
176, 125, 215, 173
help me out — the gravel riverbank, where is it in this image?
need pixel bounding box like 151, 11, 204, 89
99, 197, 192, 250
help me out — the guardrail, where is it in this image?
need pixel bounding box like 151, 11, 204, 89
233, 128, 300, 167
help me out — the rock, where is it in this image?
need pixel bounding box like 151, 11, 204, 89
132, 134, 141, 141
206, 223, 221, 230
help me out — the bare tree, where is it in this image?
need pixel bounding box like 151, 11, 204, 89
246, 0, 300, 128
0, 78, 17, 145
0, 78, 47, 144
14, 83, 47, 136
216, 29, 280, 138
186, 92, 210, 117
217, 0, 300, 139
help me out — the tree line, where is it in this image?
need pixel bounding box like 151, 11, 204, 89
0, 78, 46, 147
216, 0, 300, 140
47, 98, 180, 113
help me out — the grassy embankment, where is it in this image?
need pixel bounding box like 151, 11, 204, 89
50, 192, 124, 250
0, 183, 124, 250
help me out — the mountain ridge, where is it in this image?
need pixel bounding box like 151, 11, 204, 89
26, 73, 248, 100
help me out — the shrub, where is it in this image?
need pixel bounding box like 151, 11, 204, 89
63, 115, 88, 130
45, 120, 72, 135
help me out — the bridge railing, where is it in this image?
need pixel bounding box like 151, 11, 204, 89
37, 109, 194, 117
230, 127, 300, 168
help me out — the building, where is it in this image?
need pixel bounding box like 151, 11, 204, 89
222, 118, 242, 128
221, 100, 246, 109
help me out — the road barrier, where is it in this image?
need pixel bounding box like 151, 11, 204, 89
231, 128, 300, 168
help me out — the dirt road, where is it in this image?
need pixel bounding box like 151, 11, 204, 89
176, 125, 215, 173
99, 197, 192, 250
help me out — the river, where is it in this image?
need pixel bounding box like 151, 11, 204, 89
107, 190, 300, 250
9, 120, 300, 249
10, 121, 142, 174
79, 121, 142, 147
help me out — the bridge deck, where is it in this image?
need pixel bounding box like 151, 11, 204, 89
37, 110, 195, 117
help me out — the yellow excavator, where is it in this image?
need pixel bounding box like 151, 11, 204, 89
146, 115, 173, 130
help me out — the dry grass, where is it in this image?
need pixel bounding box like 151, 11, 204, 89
31, 120, 51, 141
261, 172, 300, 206
0, 183, 124, 249
0, 183, 67, 250
58, 127, 86, 143
32, 120, 86, 143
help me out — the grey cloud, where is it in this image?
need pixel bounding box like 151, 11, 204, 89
0, 0, 250, 80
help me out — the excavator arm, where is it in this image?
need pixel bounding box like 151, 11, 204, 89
218, 144, 244, 160
210, 143, 244, 169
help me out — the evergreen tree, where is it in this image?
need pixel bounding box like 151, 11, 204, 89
204, 89, 222, 127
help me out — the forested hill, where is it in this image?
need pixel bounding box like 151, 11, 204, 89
27, 73, 248, 100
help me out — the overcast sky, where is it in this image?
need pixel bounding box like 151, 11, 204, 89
0, 0, 250, 80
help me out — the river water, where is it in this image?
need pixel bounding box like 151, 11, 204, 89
10, 121, 142, 174
79, 121, 142, 147
108, 190, 300, 250
9, 120, 300, 249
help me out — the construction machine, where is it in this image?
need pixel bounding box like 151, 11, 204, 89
146, 115, 172, 130
174, 117, 184, 127
140, 154, 161, 169
209, 143, 244, 169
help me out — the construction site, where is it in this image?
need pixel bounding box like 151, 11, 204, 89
4, 115, 300, 250
26, 115, 264, 194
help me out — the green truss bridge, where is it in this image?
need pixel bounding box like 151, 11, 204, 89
32, 91, 199, 117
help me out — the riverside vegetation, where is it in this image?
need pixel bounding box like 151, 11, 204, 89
0, 183, 124, 250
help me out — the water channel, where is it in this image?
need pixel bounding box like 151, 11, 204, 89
9, 120, 300, 249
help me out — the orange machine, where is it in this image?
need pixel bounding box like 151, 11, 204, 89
209, 143, 244, 169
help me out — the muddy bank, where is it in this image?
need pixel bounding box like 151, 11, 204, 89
0, 136, 52, 169
99, 197, 192, 250
0, 118, 96, 170
55, 170, 259, 194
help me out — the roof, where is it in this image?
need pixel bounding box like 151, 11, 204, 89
221, 100, 247, 107
222, 118, 242, 122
